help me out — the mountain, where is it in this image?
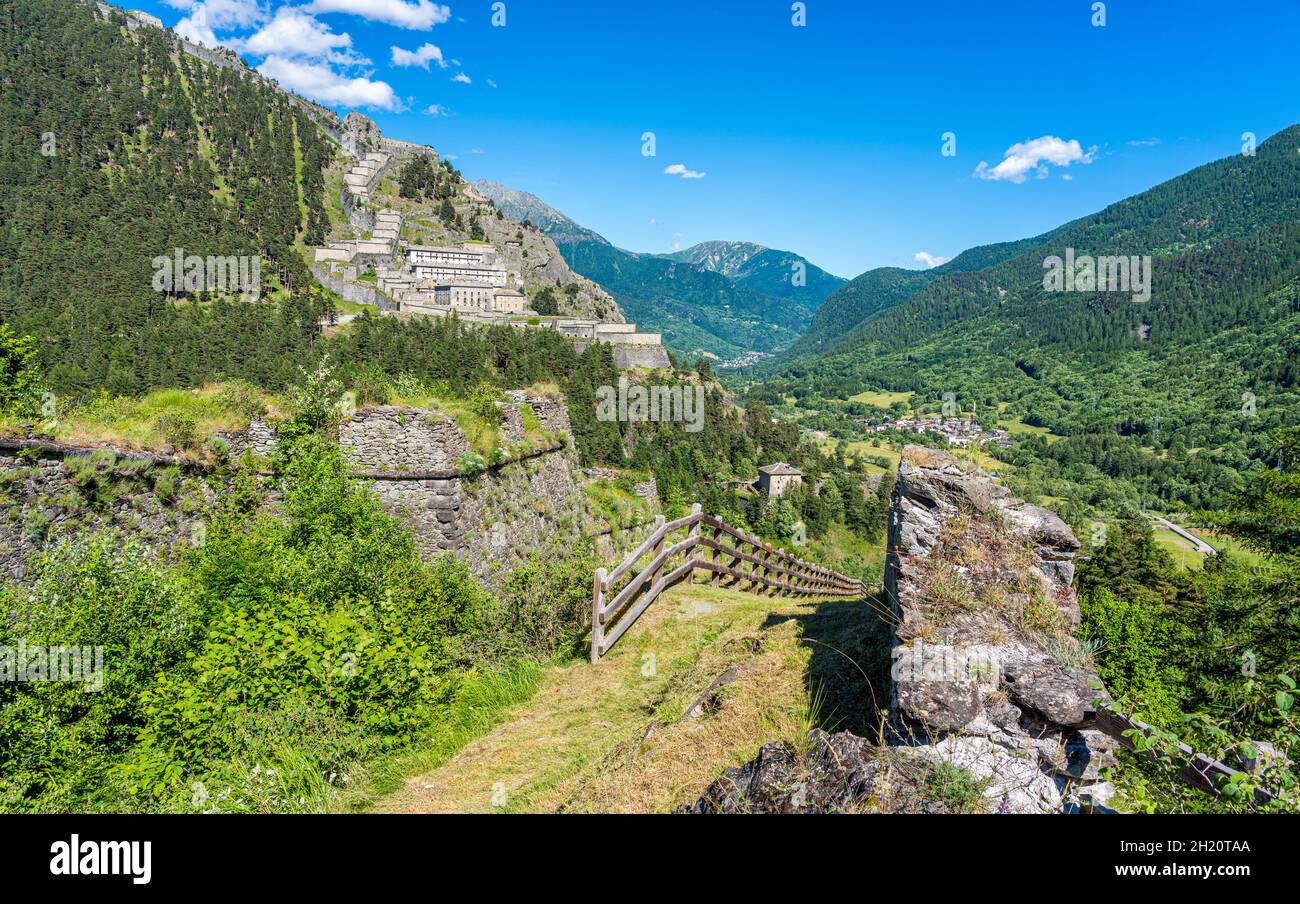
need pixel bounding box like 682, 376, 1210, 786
773, 236, 1046, 365
474, 181, 836, 360
759, 124, 1300, 461
0, 0, 339, 393
665, 241, 846, 306
472, 180, 608, 246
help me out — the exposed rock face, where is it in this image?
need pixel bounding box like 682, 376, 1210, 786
680, 731, 886, 814
885, 447, 1114, 813
682, 447, 1118, 815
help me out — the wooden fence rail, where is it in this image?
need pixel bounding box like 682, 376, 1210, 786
591, 504, 865, 662
1093, 703, 1277, 805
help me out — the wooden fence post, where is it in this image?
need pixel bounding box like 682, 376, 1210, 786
710, 525, 722, 587
591, 567, 606, 663
650, 514, 666, 587
688, 503, 702, 583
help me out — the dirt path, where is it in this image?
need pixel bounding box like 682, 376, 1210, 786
373, 581, 880, 814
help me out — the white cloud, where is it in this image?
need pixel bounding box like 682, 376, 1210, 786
1128, 137, 1161, 147
257, 55, 399, 110
423, 104, 451, 117
486, 79, 498, 88
452, 72, 471, 84
391, 43, 446, 69
240, 8, 365, 65
306, 0, 451, 30
664, 163, 706, 180
470, 148, 485, 155
914, 251, 950, 269
974, 135, 1096, 183
174, 0, 264, 48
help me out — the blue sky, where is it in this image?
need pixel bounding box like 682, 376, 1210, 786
135, 0, 1299, 278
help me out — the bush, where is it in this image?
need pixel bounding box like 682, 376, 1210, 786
0, 325, 44, 419
351, 367, 392, 409
215, 380, 267, 421
460, 542, 596, 664
118, 436, 489, 806
157, 411, 200, 450
0, 533, 200, 811
468, 382, 504, 426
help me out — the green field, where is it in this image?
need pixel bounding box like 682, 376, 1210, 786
848, 389, 913, 408
998, 417, 1061, 444
1153, 527, 1208, 570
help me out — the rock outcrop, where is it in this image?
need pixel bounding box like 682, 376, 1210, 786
885, 446, 1115, 813
681, 446, 1118, 815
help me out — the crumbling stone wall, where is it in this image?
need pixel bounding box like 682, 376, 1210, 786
339, 406, 468, 471
0, 393, 588, 590
885, 446, 1116, 813
0, 449, 212, 582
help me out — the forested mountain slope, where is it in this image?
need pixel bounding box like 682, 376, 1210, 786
772, 237, 1056, 365
664, 241, 845, 307
0, 0, 336, 394
764, 126, 1300, 465
474, 181, 830, 360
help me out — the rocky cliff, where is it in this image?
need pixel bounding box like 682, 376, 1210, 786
884, 447, 1116, 812
687, 447, 1117, 814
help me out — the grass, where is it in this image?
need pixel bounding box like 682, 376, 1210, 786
998, 416, 1061, 443
819, 439, 902, 474
921, 761, 989, 813
327, 659, 546, 812
1, 384, 270, 453
801, 522, 886, 585
582, 474, 655, 533
1152, 527, 1208, 571
848, 389, 913, 408
372, 579, 885, 813
1204, 532, 1271, 568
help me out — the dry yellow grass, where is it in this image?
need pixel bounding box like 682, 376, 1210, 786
373, 579, 881, 814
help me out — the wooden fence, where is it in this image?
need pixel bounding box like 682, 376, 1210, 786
1093, 703, 1277, 805
590, 504, 865, 662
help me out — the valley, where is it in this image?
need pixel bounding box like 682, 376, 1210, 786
0, 0, 1295, 825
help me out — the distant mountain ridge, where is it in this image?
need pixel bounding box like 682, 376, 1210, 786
473, 181, 842, 359
665, 241, 846, 307
774, 235, 1046, 365
471, 180, 607, 246
757, 125, 1300, 459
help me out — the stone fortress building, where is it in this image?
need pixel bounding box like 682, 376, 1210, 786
307, 111, 670, 368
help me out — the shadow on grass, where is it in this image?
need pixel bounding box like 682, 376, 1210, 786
761, 590, 895, 739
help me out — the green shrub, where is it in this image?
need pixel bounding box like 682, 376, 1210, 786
119, 436, 489, 807
460, 542, 595, 664
0, 533, 199, 811
157, 411, 200, 450
468, 382, 504, 426
215, 380, 267, 421
459, 451, 489, 476
351, 367, 392, 409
